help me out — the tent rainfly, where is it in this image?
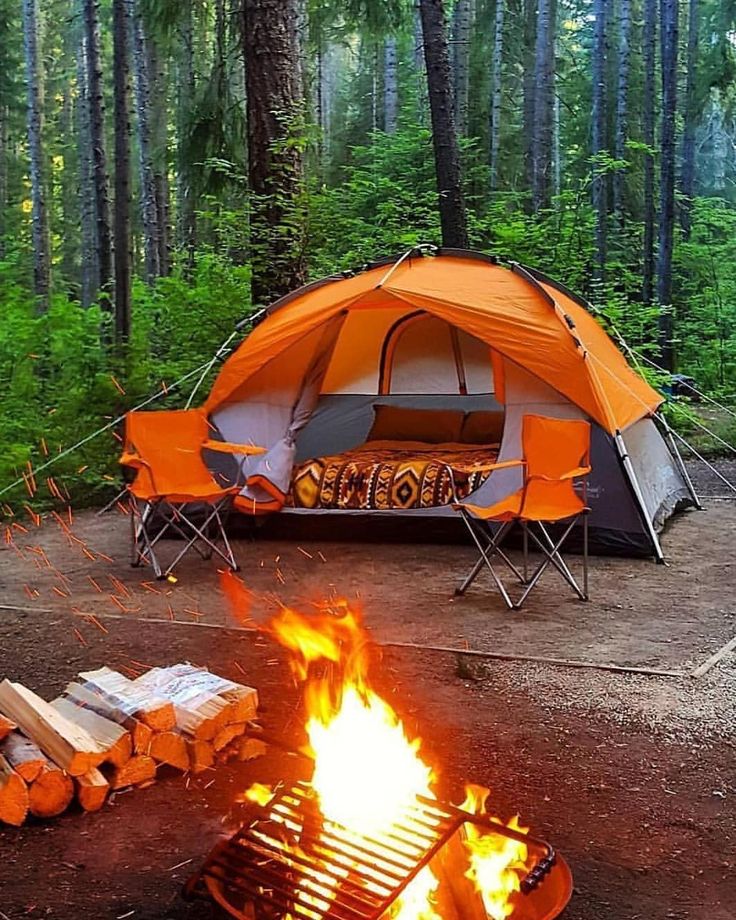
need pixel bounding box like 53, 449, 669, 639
202, 249, 696, 559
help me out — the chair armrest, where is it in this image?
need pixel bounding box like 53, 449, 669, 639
203, 439, 267, 457
528, 465, 591, 483
483, 458, 526, 472
119, 450, 150, 469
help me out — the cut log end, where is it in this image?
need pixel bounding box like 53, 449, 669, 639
213, 722, 246, 753
28, 765, 74, 818
0, 715, 16, 742
76, 768, 109, 812
186, 739, 214, 774
1, 733, 47, 783
0, 754, 29, 826
149, 732, 189, 771
108, 755, 156, 790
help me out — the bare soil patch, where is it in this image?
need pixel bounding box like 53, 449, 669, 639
0, 469, 734, 919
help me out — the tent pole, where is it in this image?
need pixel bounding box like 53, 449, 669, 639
655, 413, 703, 510
667, 426, 736, 496
376, 243, 436, 289
614, 430, 666, 564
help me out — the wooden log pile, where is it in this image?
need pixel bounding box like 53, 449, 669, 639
0, 664, 261, 825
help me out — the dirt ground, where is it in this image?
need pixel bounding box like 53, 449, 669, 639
0, 464, 734, 920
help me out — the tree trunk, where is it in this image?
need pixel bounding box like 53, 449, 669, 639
0, 103, 7, 261
552, 69, 560, 199
450, 0, 473, 137
642, 0, 656, 305
22, 0, 51, 308
316, 40, 324, 159
76, 29, 98, 307
83, 0, 113, 304
146, 37, 170, 276
177, 3, 196, 266
522, 0, 537, 202
489, 0, 504, 191
59, 25, 78, 289
680, 0, 699, 238
242, 0, 306, 306
384, 36, 398, 134
591, 0, 608, 275
129, 0, 160, 284
420, 0, 469, 248
532, 0, 555, 211
657, 0, 679, 371
112, 0, 131, 345
613, 0, 631, 224
710, 91, 727, 192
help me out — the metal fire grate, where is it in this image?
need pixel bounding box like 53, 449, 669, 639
185, 780, 557, 920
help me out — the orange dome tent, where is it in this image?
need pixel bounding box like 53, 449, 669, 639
202, 248, 695, 559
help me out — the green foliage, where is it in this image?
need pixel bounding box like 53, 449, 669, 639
0, 252, 252, 512
4, 110, 736, 518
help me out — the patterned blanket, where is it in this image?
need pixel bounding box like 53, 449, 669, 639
289, 441, 499, 511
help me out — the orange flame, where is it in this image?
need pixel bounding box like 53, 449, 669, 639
461, 786, 530, 920
244, 600, 532, 920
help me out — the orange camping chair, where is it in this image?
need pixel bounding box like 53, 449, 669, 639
454, 415, 591, 609
120, 409, 240, 579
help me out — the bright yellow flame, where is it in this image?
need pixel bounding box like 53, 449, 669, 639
242, 782, 275, 807
389, 867, 442, 920
309, 684, 433, 836
461, 786, 531, 920
253, 602, 531, 920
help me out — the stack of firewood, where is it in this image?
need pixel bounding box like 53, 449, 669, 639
0, 664, 264, 825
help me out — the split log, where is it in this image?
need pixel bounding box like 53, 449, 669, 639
0, 714, 16, 741
236, 736, 267, 762
52, 697, 132, 767
76, 768, 109, 812
28, 763, 74, 818
133, 670, 228, 741
0, 754, 28, 825
0, 680, 105, 776
78, 668, 175, 730
63, 680, 153, 754
213, 722, 245, 753
133, 665, 256, 741
431, 827, 488, 920
148, 731, 189, 771
107, 754, 156, 790
221, 685, 258, 724
185, 738, 214, 774
1, 732, 47, 782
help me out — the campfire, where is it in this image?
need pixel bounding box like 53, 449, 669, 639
186, 603, 572, 920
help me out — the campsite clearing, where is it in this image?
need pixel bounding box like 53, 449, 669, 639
0, 465, 733, 919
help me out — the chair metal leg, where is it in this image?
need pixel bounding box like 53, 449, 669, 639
456, 515, 517, 608
582, 512, 589, 600
160, 499, 238, 578
136, 501, 163, 579
515, 518, 586, 607
522, 521, 529, 583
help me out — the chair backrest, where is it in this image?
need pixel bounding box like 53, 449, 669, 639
520, 415, 591, 518
123, 409, 216, 498
522, 415, 591, 478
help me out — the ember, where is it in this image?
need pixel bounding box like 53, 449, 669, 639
187, 601, 573, 919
